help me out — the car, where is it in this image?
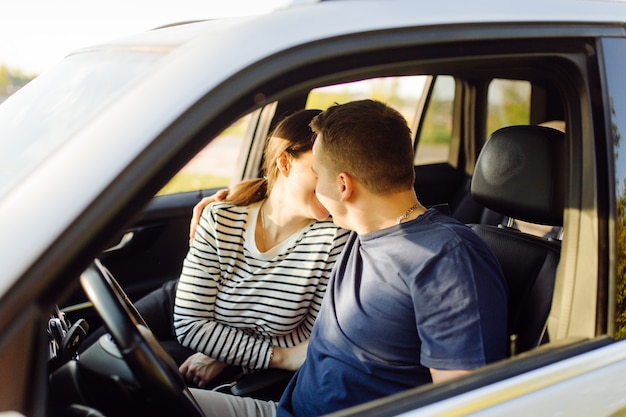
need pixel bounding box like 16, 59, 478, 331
1, 0, 626, 415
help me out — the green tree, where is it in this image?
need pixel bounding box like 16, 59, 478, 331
486, 80, 530, 135
615, 179, 626, 339
0, 65, 36, 97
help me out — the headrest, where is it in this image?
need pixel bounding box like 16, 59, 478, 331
471, 125, 565, 226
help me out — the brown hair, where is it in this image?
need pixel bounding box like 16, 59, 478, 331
226, 109, 322, 206
310, 100, 415, 194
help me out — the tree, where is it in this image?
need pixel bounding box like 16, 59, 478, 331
0, 65, 36, 98
615, 179, 626, 339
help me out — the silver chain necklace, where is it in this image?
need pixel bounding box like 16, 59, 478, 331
396, 202, 421, 225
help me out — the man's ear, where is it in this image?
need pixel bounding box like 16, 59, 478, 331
337, 172, 354, 202
276, 152, 290, 176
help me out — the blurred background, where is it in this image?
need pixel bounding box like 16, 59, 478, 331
0, 0, 291, 103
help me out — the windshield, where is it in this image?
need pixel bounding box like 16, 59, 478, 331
0, 49, 166, 199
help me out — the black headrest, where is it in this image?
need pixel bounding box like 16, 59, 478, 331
471, 125, 565, 226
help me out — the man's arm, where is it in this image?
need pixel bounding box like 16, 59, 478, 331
188, 189, 229, 244
430, 369, 471, 384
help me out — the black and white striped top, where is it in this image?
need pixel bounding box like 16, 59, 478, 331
174, 201, 349, 370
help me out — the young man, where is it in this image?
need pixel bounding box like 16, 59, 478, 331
191, 99, 508, 417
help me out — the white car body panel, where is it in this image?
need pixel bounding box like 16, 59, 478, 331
398, 340, 626, 416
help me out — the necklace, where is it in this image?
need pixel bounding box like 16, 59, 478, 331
396, 202, 421, 225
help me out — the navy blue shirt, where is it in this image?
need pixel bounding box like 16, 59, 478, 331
277, 209, 508, 417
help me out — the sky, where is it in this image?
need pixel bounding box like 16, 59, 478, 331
0, 0, 292, 75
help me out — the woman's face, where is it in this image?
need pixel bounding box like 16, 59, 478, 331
284, 151, 330, 221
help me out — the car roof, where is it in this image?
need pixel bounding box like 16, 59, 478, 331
275, 0, 626, 27
73, 0, 626, 54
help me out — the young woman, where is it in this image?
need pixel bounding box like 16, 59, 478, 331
173, 109, 350, 387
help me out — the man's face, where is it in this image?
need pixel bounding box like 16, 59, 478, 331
311, 136, 344, 225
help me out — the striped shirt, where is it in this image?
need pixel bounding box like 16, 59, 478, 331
174, 201, 349, 370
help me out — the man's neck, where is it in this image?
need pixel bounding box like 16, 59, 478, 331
350, 190, 426, 234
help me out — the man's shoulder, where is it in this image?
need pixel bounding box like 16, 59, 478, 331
419, 208, 476, 236
394, 209, 489, 255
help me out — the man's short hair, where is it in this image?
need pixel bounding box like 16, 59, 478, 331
310, 99, 415, 194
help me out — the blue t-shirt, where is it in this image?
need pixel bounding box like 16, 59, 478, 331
277, 208, 508, 417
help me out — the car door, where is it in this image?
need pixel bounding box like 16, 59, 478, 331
326, 32, 626, 417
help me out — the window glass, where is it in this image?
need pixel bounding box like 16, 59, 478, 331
0, 50, 165, 199
157, 114, 251, 195
487, 79, 531, 136
306, 76, 427, 134
414, 75, 454, 165
486, 79, 549, 238
602, 38, 626, 340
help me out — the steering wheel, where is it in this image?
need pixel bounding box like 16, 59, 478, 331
80, 259, 205, 417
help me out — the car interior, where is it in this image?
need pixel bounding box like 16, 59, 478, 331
469, 124, 565, 356
44, 34, 609, 417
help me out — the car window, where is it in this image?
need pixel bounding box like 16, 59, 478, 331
486, 79, 546, 238
0, 50, 166, 199
157, 114, 252, 195
487, 78, 531, 136
305, 75, 427, 134
306, 75, 460, 166
602, 38, 626, 340
414, 75, 454, 165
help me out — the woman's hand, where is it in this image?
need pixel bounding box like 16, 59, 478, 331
179, 352, 228, 388
189, 189, 229, 244
270, 341, 309, 371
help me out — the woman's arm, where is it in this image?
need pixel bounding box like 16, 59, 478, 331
270, 341, 309, 371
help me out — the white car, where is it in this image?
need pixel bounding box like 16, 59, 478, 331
1, 0, 625, 416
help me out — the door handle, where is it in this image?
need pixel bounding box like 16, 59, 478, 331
103, 231, 135, 253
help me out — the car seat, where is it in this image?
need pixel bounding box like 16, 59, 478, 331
469, 125, 565, 356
